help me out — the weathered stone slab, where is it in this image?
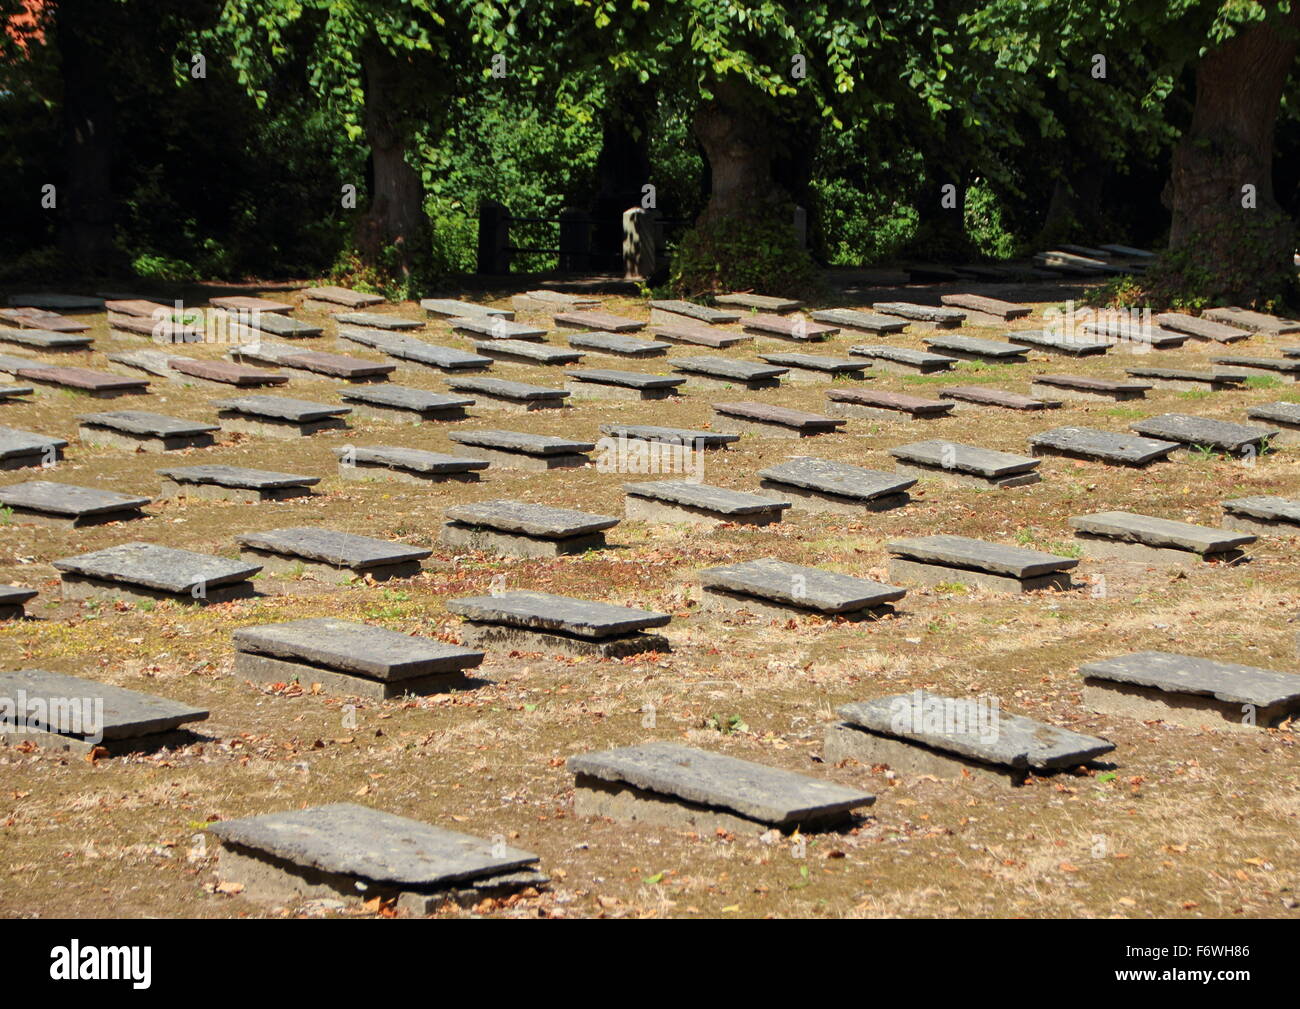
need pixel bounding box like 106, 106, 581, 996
103, 299, 169, 318
1246, 401, 1300, 444
512, 290, 600, 313
1203, 307, 1300, 335
938, 385, 1060, 411
335, 446, 487, 486
421, 299, 513, 321
444, 376, 568, 412
1030, 373, 1149, 401
0, 326, 91, 351
648, 300, 740, 325
448, 428, 592, 471
77, 410, 219, 452
1211, 355, 1300, 379
157, 464, 318, 502
599, 424, 738, 449
1126, 367, 1244, 391
1004, 330, 1110, 356
1221, 495, 1300, 534
1079, 320, 1188, 349
742, 314, 839, 341
923, 335, 1027, 363
0, 308, 90, 332
0, 385, 33, 402
0, 353, 42, 375
448, 590, 669, 656
1029, 426, 1178, 466
17, 366, 149, 398
442, 500, 617, 557
1155, 312, 1250, 343
339, 385, 472, 423
889, 535, 1076, 578
565, 330, 669, 358
810, 309, 907, 334
671, 356, 786, 390
1079, 651, 1300, 729
569, 742, 873, 831
448, 316, 548, 341
53, 542, 260, 603
716, 293, 801, 313
107, 348, 181, 378
938, 294, 1031, 322
334, 312, 423, 330
892, 440, 1040, 487
565, 368, 683, 401
475, 339, 583, 366
0, 426, 66, 469
624, 480, 790, 525
873, 302, 966, 327
0, 584, 37, 620
824, 389, 953, 420
7, 293, 103, 312
232, 343, 394, 382
208, 295, 294, 314
235, 527, 429, 582
699, 558, 905, 617
301, 286, 384, 310
756, 353, 869, 382
847, 345, 955, 375
553, 310, 644, 332
108, 311, 204, 343
1129, 413, 1278, 454
169, 358, 288, 387
339, 328, 492, 372
215, 395, 350, 438
757, 458, 914, 514
235, 312, 322, 338
711, 400, 845, 438
1070, 511, 1254, 562
0, 481, 149, 527
649, 321, 749, 348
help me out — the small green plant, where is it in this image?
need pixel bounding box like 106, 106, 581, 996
0, 505, 12, 525
703, 712, 749, 735
932, 581, 969, 594
1179, 388, 1212, 401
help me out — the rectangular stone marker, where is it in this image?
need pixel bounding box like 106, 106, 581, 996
448, 428, 593, 471
1247, 401, 1300, 444
0, 584, 38, 620
208, 803, 542, 911
649, 320, 749, 348
235, 527, 430, 583
0, 326, 92, 352
0, 386, 33, 402
334, 312, 423, 330
232, 618, 484, 699
1069, 511, 1254, 565
825, 692, 1114, 785
887, 534, 1077, 593
873, 302, 966, 328
77, 410, 219, 452
339, 327, 492, 373
711, 400, 846, 438
938, 385, 1060, 411
923, 335, 1027, 364
233, 312, 323, 338
1211, 355, 1300, 380
565, 368, 684, 401
215, 395, 350, 439
1129, 413, 1278, 455
648, 300, 740, 326
16, 366, 149, 398
1203, 306, 1300, 335
1155, 312, 1251, 343
699, 558, 905, 620
848, 345, 956, 375
0, 481, 150, 528
757, 353, 868, 382
104, 298, 169, 318
566, 330, 669, 359
208, 295, 293, 314
108, 312, 204, 343
0, 308, 90, 333
671, 356, 786, 391
1029, 426, 1179, 467
511, 290, 600, 313
1126, 367, 1244, 392
170, 358, 289, 388
448, 590, 671, 658
334, 445, 488, 486
1079, 651, 1300, 730
1221, 495, 1300, 534
1080, 321, 1187, 349
7, 293, 103, 312
0, 668, 208, 756
448, 316, 548, 342
938, 294, 1032, 324
157, 464, 318, 502
1030, 373, 1149, 402
474, 339, 583, 367
891, 440, 1041, 488
624, 480, 791, 526
599, 423, 738, 449
108, 348, 183, 379
1004, 330, 1110, 356
810, 308, 908, 334
569, 741, 873, 832
301, 285, 385, 311
53, 542, 260, 604
758, 458, 914, 515
742, 314, 839, 341
421, 298, 513, 321
442, 499, 619, 558
0, 426, 66, 470
826, 388, 954, 421
444, 376, 568, 412
553, 310, 644, 333
716, 293, 801, 313
339, 385, 473, 423
232, 343, 394, 383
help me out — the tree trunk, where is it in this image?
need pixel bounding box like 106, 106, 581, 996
692, 79, 784, 225
1161, 10, 1300, 304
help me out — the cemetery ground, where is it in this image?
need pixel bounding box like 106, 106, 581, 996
1, 282, 1298, 919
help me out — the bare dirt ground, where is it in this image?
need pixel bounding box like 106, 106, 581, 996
1, 280, 1297, 919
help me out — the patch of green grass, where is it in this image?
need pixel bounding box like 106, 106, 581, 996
1242, 375, 1282, 390
932, 581, 969, 594
703, 713, 748, 735
1179, 388, 1212, 401
1105, 406, 1145, 420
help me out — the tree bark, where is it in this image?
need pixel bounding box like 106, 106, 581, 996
692, 79, 784, 225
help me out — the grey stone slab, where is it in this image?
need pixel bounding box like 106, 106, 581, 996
77, 410, 218, 438
1211, 355, 1300, 375
568, 742, 873, 829
624, 480, 790, 516
757, 353, 868, 375
420, 299, 512, 321
649, 321, 749, 348
1126, 367, 1244, 387
237, 313, 323, 338
233, 618, 481, 680
836, 692, 1113, 771
232, 343, 394, 380
0, 386, 33, 401
938, 294, 1032, 321
1081, 321, 1187, 348
599, 424, 739, 449
566, 368, 682, 391
716, 293, 802, 312
1203, 307, 1300, 335
923, 335, 1027, 361
301, 286, 384, 309
889, 440, 1040, 477
157, 464, 319, 490
334, 312, 423, 330
0, 668, 208, 741
1155, 312, 1251, 343
938, 386, 1060, 411
742, 314, 839, 340
887, 535, 1077, 578
449, 429, 593, 456
671, 356, 786, 381
648, 300, 740, 324
1004, 330, 1110, 356
235, 527, 430, 571
0, 326, 91, 351
208, 296, 294, 314
1029, 426, 1179, 466
1069, 511, 1254, 555
475, 339, 583, 365
1032, 373, 1150, 396
873, 302, 966, 326
699, 559, 905, 614
445, 376, 567, 403
107, 349, 180, 378
0, 354, 43, 375
7, 293, 103, 312
566, 330, 670, 358
0, 584, 38, 606
811, 309, 908, 334
339, 328, 492, 370
0, 481, 150, 518
1129, 414, 1278, 453
445, 500, 618, 538
449, 316, 548, 341
553, 310, 644, 332
0, 426, 67, 463
335, 446, 488, 475
1247, 401, 1300, 427
214, 395, 350, 422
758, 458, 915, 501
1079, 651, 1300, 709
52, 543, 260, 594
448, 590, 669, 638
512, 290, 600, 312
339, 385, 473, 413
847, 345, 955, 372
712, 400, 845, 433
1222, 496, 1300, 527
826, 388, 955, 419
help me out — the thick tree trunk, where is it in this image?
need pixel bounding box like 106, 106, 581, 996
692, 79, 784, 225
1161, 10, 1300, 303
57, 1, 115, 268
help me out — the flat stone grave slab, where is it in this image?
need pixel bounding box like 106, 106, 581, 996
107, 311, 204, 343
1155, 312, 1250, 343
757, 353, 868, 382
0, 386, 33, 402
1246, 401, 1300, 443
716, 293, 801, 313
231, 343, 394, 383
1004, 330, 1110, 356
1126, 367, 1244, 392
301, 286, 385, 311
671, 356, 786, 391
448, 428, 592, 471
0, 481, 150, 527
334, 312, 422, 330
103, 298, 168, 318
77, 410, 219, 452
1221, 495, 1300, 534
442, 499, 619, 557
939, 385, 1060, 411
448, 590, 671, 658
0, 308, 90, 333
236, 527, 430, 583
938, 294, 1032, 324
1211, 355, 1300, 380
648, 300, 740, 326
444, 376, 568, 412
1129, 413, 1278, 455
53, 542, 260, 604
169, 357, 288, 388
1080, 321, 1187, 349
107, 348, 182, 379
711, 400, 846, 438
887, 535, 1077, 593
873, 302, 966, 328
208, 803, 541, 911
0, 668, 208, 756
0, 326, 92, 351
649, 320, 749, 348
208, 295, 294, 314
826, 388, 955, 421
339, 327, 492, 373
552, 310, 644, 333
566, 330, 669, 359
234, 312, 323, 338
474, 339, 583, 366
826, 691, 1114, 785
758, 457, 915, 515
232, 618, 484, 699
421, 298, 513, 321
339, 385, 473, 423
448, 316, 547, 342
1079, 651, 1300, 730
1029, 426, 1179, 467
565, 368, 684, 401
923, 335, 1028, 364
599, 423, 739, 450
0, 584, 38, 620
7, 293, 103, 312
568, 742, 873, 833
214, 395, 350, 439
157, 464, 318, 502
810, 308, 908, 334
1031, 373, 1149, 402
511, 290, 600, 313
699, 558, 905, 620
334, 445, 488, 486
0, 426, 66, 470
741, 313, 839, 341
624, 480, 790, 526
848, 345, 955, 375
1070, 511, 1254, 565
16, 365, 149, 398
1203, 306, 1300, 335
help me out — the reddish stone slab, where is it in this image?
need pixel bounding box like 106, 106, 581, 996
170, 358, 289, 387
